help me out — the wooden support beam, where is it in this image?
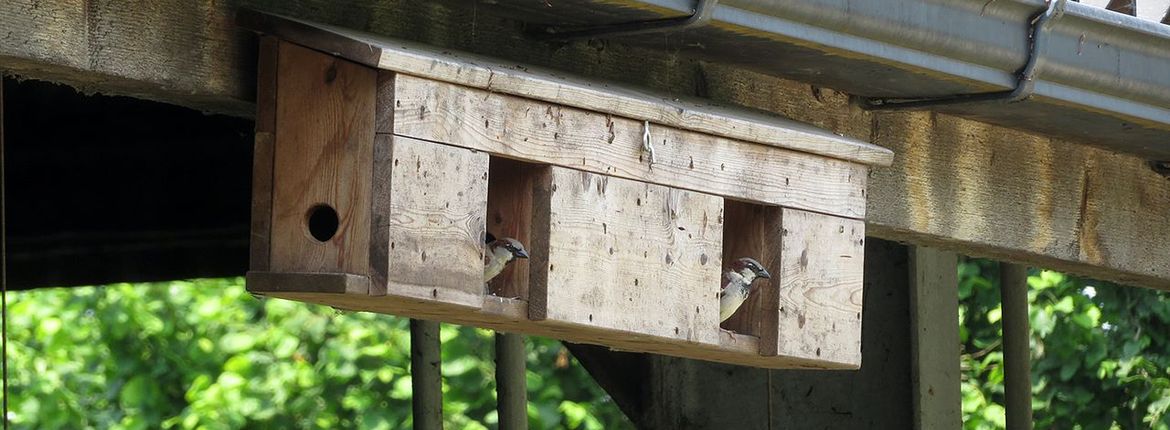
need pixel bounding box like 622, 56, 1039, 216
1001, 263, 1033, 430
908, 247, 961, 430
495, 332, 528, 430
410, 319, 443, 430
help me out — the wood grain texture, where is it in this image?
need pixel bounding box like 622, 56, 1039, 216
769, 208, 865, 367
249, 36, 279, 272
369, 134, 393, 294
246, 270, 370, 295
382, 135, 488, 309
908, 246, 961, 430
486, 158, 540, 299
868, 111, 1170, 290
719, 201, 781, 339
263, 291, 844, 369
238, 12, 892, 166
392, 76, 869, 219
529, 167, 725, 347
239, 15, 884, 165
269, 42, 375, 275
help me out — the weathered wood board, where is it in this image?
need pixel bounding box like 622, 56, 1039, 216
260, 285, 849, 369
269, 42, 375, 276
528, 167, 725, 347
234, 9, 892, 167
391, 75, 869, 219
767, 209, 865, 367
378, 135, 489, 309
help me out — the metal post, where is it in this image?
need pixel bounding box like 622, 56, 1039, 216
495, 332, 529, 430
410, 319, 442, 430
1000, 263, 1033, 430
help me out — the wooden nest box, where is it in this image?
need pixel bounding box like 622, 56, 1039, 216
240, 10, 894, 370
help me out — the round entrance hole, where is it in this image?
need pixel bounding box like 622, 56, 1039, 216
306, 204, 339, 242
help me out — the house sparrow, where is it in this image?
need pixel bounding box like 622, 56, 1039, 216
484, 232, 530, 283
718, 257, 772, 323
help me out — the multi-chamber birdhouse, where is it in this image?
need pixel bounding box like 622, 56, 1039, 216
240, 10, 893, 369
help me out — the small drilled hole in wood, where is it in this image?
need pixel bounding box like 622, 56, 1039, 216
589, 314, 593, 322
306, 204, 339, 242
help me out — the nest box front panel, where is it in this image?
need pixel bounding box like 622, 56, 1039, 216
375, 135, 490, 309
528, 167, 724, 346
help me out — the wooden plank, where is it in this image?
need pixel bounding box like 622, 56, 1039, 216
375, 71, 396, 134
369, 134, 393, 294
486, 158, 539, 299
383, 135, 489, 309
250, 36, 279, 272
867, 111, 1170, 290
269, 290, 842, 369
392, 76, 869, 219
719, 201, 781, 339
908, 246, 961, 430
237, 10, 892, 167
767, 208, 865, 367
246, 271, 370, 295
529, 167, 725, 347
269, 42, 376, 275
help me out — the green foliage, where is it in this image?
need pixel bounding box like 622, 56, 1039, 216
4, 278, 630, 429
959, 258, 1170, 429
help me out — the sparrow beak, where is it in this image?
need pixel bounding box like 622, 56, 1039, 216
514, 249, 530, 259
758, 269, 772, 279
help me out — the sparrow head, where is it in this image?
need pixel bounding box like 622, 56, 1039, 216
490, 237, 529, 260
731, 257, 771, 282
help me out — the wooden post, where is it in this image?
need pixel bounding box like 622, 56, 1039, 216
908, 247, 960, 430
410, 319, 442, 430
1001, 263, 1033, 430
495, 332, 528, 430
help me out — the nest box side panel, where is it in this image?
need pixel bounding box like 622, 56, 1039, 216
269, 42, 376, 277
529, 167, 724, 346
381, 135, 489, 309
767, 208, 865, 367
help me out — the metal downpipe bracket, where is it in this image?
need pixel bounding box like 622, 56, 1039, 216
861, 0, 1067, 111
528, 0, 719, 40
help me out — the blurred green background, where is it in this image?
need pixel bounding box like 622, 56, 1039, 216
5, 257, 1170, 429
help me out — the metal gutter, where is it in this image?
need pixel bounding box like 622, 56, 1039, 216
477, 0, 1170, 159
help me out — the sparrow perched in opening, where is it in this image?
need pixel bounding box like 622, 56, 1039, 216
719, 257, 772, 323
484, 232, 530, 283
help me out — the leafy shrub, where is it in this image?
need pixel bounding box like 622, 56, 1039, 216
4, 278, 630, 429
